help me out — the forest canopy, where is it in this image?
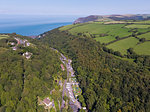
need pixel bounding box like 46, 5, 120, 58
40, 29, 150, 112
0, 36, 63, 112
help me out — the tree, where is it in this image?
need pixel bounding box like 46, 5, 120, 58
139, 38, 146, 42
115, 36, 120, 40
114, 51, 122, 57
67, 105, 73, 112
78, 95, 86, 107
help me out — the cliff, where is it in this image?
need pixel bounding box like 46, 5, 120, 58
74, 14, 150, 24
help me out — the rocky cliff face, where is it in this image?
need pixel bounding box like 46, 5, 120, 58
74, 14, 150, 24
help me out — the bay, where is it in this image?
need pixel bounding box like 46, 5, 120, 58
0, 15, 77, 36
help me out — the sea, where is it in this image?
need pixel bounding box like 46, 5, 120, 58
0, 15, 78, 36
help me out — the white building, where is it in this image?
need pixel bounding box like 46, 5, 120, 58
26, 42, 30, 46
12, 46, 17, 51
83, 107, 86, 110
23, 52, 32, 59
10, 42, 15, 46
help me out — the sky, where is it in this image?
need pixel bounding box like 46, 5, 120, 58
0, 0, 150, 16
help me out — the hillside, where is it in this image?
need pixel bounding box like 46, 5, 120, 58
0, 18, 150, 112
40, 28, 150, 112
60, 20, 150, 57
0, 34, 68, 112
74, 14, 150, 24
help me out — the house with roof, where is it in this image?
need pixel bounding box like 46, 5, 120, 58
83, 107, 86, 110
23, 52, 32, 59
43, 97, 52, 107
10, 42, 15, 46
61, 64, 65, 71
12, 46, 17, 51
14, 38, 31, 47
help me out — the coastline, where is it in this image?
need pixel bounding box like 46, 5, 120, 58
0, 22, 72, 36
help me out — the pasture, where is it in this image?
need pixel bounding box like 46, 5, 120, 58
67, 23, 132, 38
133, 20, 150, 24
134, 42, 150, 55
138, 32, 150, 40
125, 24, 150, 28
137, 28, 150, 33
94, 36, 116, 44
107, 37, 139, 55
59, 24, 75, 31
60, 22, 150, 56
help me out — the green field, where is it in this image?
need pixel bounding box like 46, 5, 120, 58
138, 32, 150, 40
137, 28, 150, 33
0, 35, 9, 40
59, 23, 88, 31
125, 24, 150, 28
133, 42, 150, 55
133, 20, 150, 24
59, 24, 75, 31
60, 22, 150, 56
60, 23, 132, 38
107, 37, 139, 55
94, 36, 116, 44
70, 24, 131, 37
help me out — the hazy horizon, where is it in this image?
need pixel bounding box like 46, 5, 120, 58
0, 0, 150, 36
0, 15, 74, 36
0, 0, 150, 15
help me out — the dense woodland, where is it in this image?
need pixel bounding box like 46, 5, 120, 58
41, 29, 150, 112
0, 36, 65, 112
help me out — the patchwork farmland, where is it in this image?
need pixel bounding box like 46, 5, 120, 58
60, 20, 150, 56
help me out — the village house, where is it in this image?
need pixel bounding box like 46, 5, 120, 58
38, 35, 41, 38
83, 107, 86, 110
72, 82, 79, 86
12, 46, 17, 51
14, 38, 31, 47
10, 42, 15, 46
23, 52, 32, 59
43, 97, 52, 107
61, 64, 65, 71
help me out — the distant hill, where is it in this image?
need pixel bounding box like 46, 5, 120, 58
74, 14, 150, 23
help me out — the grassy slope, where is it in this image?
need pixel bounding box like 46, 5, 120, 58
138, 32, 150, 40
133, 41, 150, 55
107, 37, 139, 55
59, 24, 74, 31
114, 55, 135, 62
125, 24, 150, 28
137, 28, 150, 33
59, 20, 150, 56
68, 23, 131, 38
94, 36, 116, 44
133, 20, 150, 24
